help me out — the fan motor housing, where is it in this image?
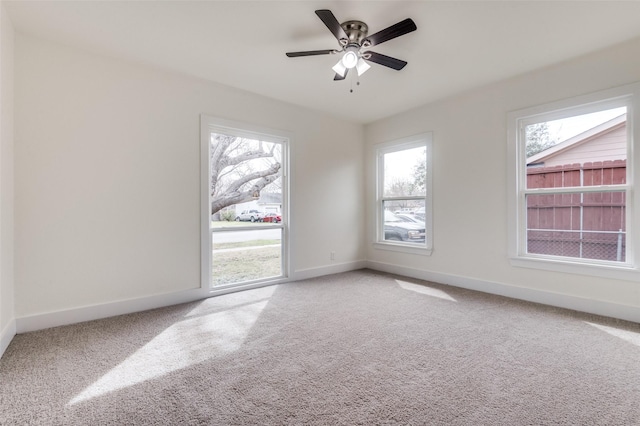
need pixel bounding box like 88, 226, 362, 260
341, 20, 368, 45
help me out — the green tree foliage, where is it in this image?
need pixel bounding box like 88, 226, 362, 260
526, 122, 557, 158
412, 149, 426, 194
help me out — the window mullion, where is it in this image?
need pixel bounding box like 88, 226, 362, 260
381, 195, 426, 202
523, 184, 629, 195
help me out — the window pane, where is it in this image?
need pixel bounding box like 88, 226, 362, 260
208, 130, 285, 288
210, 133, 282, 226
526, 192, 626, 262
526, 107, 627, 189
211, 228, 282, 287
382, 200, 426, 244
383, 146, 426, 197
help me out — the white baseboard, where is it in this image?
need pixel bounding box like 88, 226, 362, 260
0, 318, 16, 359
14, 259, 366, 334
15, 259, 635, 336
16, 288, 207, 334
293, 260, 367, 281
367, 260, 640, 324
13, 260, 367, 334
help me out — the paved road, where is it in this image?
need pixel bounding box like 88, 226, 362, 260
212, 228, 281, 243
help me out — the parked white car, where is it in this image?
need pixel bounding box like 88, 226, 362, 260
235, 209, 264, 222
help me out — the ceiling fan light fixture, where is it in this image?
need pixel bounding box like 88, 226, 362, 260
332, 60, 347, 77
286, 10, 417, 83
341, 46, 359, 69
355, 58, 371, 76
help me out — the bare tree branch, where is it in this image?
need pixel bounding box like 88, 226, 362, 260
213, 162, 280, 197
227, 150, 275, 166
209, 135, 282, 215
210, 135, 236, 193
210, 164, 281, 214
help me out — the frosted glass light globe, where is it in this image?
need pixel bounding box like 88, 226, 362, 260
341, 49, 358, 69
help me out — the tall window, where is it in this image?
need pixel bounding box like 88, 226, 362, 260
201, 115, 289, 291
376, 133, 433, 254
508, 84, 640, 278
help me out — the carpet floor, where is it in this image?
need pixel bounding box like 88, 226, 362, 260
1, 269, 639, 425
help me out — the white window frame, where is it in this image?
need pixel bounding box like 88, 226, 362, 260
200, 115, 291, 293
507, 83, 640, 280
374, 133, 433, 255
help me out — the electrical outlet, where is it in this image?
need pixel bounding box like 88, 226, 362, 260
330, 251, 335, 261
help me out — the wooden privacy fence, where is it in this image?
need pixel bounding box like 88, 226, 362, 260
526, 160, 626, 261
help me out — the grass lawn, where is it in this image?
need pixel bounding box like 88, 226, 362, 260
212, 245, 281, 286
210, 220, 283, 286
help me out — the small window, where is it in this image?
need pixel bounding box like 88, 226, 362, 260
508, 83, 640, 278
375, 133, 433, 254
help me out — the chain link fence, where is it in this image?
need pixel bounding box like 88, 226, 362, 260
527, 228, 625, 262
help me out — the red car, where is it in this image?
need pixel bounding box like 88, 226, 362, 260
262, 212, 282, 223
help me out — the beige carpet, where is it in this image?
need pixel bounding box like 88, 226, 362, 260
1, 269, 639, 425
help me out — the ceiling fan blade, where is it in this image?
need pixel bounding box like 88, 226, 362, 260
364, 51, 408, 70
315, 9, 349, 44
364, 18, 417, 47
286, 49, 336, 57
334, 69, 349, 81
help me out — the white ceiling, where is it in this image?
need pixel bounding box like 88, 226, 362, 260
6, 1, 640, 124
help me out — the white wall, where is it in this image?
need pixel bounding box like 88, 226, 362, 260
14, 34, 364, 325
365, 37, 640, 322
0, 3, 15, 356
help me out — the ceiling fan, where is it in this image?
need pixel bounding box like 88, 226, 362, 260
286, 9, 417, 81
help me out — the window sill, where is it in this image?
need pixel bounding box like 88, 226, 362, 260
509, 256, 640, 281
373, 241, 433, 256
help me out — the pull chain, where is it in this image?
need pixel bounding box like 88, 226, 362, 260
349, 74, 361, 93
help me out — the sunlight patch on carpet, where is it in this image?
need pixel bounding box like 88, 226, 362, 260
68, 288, 274, 405
396, 280, 456, 301
184, 285, 277, 318
586, 322, 640, 348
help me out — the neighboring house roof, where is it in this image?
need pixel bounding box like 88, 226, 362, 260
527, 114, 626, 167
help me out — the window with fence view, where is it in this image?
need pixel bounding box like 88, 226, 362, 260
524, 106, 628, 263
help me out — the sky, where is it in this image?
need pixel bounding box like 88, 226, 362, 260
546, 106, 626, 143
384, 146, 424, 187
